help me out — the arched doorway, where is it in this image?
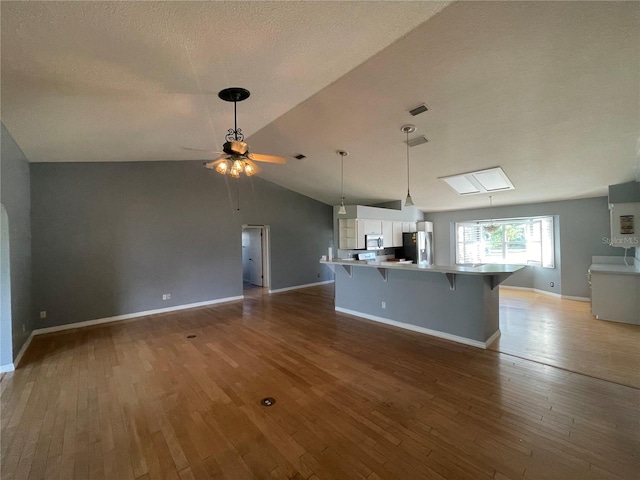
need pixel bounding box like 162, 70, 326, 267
0, 204, 14, 371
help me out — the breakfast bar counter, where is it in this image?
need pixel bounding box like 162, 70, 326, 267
321, 259, 524, 348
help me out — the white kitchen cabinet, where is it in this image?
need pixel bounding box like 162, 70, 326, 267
402, 222, 416, 233
339, 218, 414, 250
392, 222, 404, 247
382, 221, 394, 248
362, 220, 382, 235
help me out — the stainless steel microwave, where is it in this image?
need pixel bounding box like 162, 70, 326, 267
365, 234, 384, 250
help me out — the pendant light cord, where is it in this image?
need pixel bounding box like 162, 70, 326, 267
406, 130, 410, 196
340, 153, 344, 203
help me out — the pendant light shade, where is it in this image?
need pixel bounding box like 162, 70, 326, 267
402, 124, 416, 207
337, 150, 348, 215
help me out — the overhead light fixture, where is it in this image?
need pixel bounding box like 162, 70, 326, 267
439, 167, 515, 196
402, 125, 416, 207
203, 87, 286, 177
337, 150, 348, 215
483, 195, 500, 234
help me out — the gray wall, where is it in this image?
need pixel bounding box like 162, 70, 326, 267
30, 161, 333, 329
425, 196, 622, 298
1, 124, 33, 363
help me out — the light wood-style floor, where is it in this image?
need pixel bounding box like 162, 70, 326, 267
1, 285, 638, 480
494, 288, 640, 389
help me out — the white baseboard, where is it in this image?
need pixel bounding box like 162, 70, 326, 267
335, 307, 496, 349
561, 295, 590, 302
31, 296, 244, 336
269, 280, 334, 294
12, 331, 34, 369
0, 362, 15, 373
500, 285, 589, 302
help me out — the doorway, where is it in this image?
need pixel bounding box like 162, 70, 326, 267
242, 225, 270, 290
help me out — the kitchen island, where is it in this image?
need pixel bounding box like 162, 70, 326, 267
321, 259, 524, 348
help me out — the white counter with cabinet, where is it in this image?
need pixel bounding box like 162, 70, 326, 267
321, 259, 524, 348
589, 260, 640, 325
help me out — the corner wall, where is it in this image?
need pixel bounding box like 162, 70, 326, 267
30, 161, 333, 330
0, 124, 33, 365
425, 196, 622, 298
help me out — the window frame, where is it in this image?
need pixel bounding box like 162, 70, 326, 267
455, 216, 555, 268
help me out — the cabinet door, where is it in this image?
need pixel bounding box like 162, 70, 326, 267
402, 222, 416, 233
363, 220, 382, 235
382, 221, 393, 248
392, 222, 404, 247
355, 220, 365, 249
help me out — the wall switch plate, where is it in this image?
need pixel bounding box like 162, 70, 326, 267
162, 293, 171, 300
381, 302, 386, 309
39, 311, 46, 319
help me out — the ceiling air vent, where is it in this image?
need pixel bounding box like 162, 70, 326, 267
439, 167, 515, 196
409, 104, 429, 116
407, 136, 429, 148
293, 154, 306, 160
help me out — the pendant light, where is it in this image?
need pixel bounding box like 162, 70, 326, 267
401, 125, 416, 207
337, 150, 348, 215
483, 195, 500, 233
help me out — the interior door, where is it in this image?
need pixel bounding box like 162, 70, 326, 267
247, 228, 263, 286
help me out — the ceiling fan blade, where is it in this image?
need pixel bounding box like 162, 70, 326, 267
247, 152, 286, 164
183, 147, 223, 153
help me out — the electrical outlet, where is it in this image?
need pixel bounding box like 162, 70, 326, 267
550, 282, 555, 287
22, 324, 25, 333
381, 301, 386, 309
317, 273, 320, 278
39, 311, 46, 319
162, 294, 171, 300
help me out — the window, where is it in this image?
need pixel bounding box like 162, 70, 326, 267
455, 216, 555, 267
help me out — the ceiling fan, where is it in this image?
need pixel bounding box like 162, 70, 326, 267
203, 87, 286, 178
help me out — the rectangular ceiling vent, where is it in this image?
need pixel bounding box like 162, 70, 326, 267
293, 154, 306, 160
439, 167, 515, 196
407, 136, 429, 148
409, 104, 429, 116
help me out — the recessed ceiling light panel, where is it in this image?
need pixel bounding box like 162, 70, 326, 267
439, 167, 515, 196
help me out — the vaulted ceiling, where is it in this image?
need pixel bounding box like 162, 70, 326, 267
2, 1, 638, 211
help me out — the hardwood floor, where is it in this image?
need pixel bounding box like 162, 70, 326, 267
1, 285, 638, 479
494, 288, 640, 388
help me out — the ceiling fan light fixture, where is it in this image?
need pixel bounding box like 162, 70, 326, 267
208, 87, 286, 179
215, 160, 229, 175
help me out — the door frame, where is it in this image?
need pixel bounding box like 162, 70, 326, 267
242, 224, 271, 289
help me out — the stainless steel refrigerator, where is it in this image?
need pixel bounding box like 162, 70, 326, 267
402, 231, 434, 265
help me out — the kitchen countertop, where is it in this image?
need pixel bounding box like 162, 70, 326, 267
321, 259, 524, 276
589, 263, 640, 275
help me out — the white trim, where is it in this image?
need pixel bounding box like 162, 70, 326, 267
484, 329, 501, 347
269, 280, 334, 294
335, 307, 495, 349
12, 331, 34, 369
0, 363, 15, 373
561, 295, 590, 302
31, 296, 244, 336
500, 285, 590, 302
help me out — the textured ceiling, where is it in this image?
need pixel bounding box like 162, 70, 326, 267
2, 1, 639, 212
